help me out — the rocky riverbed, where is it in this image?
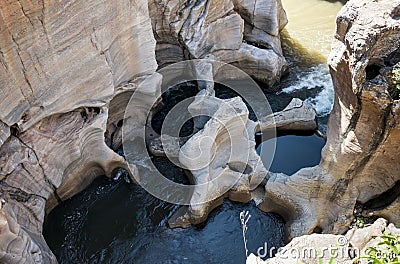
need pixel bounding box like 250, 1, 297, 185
0, 0, 399, 263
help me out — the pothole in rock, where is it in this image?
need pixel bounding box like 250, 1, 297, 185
256, 131, 326, 175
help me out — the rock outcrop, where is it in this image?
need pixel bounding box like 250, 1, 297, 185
248, 218, 399, 264
0, 0, 157, 133
148, 0, 288, 87
0, 0, 291, 261
0, 109, 131, 263
148, 97, 317, 157
168, 91, 266, 227
259, 0, 400, 241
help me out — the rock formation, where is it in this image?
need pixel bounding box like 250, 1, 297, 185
247, 218, 399, 264
148, 0, 288, 87
148, 97, 317, 157
259, 0, 400, 241
0, 109, 132, 263
0, 0, 155, 262
257, 98, 317, 132
168, 91, 266, 227
0, 0, 291, 261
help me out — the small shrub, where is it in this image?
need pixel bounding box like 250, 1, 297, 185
353, 232, 400, 264
356, 217, 367, 228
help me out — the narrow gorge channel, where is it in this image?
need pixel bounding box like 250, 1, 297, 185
42, 1, 345, 263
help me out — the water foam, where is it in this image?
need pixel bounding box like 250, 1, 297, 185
280, 64, 334, 116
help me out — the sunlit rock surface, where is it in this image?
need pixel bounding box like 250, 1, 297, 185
148, 0, 288, 87
0, 0, 154, 261
168, 91, 266, 227
260, 0, 400, 240
248, 218, 399, 264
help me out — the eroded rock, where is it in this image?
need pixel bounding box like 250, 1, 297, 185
148, 0, 288, 87
257, 98, 317, 132
248, 218, 399, 264
168, 91, 267, 227
0, 108, 132, 263
260, 0, 400, 241
0, 0, 157, 133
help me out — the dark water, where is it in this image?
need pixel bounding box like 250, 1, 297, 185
43, 159, 284, 264
257, 132, 326, 175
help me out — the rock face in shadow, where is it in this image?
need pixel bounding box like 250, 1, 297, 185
148, 0, 288, 87
259, 0, 400, 241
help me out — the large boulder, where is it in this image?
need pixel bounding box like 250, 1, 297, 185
168, 91, 267, 227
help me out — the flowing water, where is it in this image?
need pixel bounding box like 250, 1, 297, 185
273, 0, 345, 132
43, 1, 345, 263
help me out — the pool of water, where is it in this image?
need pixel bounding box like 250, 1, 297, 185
257, 132, 326, 175
43, 158, 284, 264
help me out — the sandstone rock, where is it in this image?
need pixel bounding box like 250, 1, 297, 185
0, 121, 10, 148
149, 97, 318, 157
260, 0, 400, 240
0, 0, 156, 261
345, 218, 387, 250
249, 219, 399, 264
0, 0, 157, 133
0, 199, 56, 263
168, 91, 266, 227
148, 0, 288, 87
263, 234, 352, 264
257, 98, 317, 132
363, 196, 400, 227
233, 0, 287, 53
0, 108, 133, 263
213, 43, 287, 85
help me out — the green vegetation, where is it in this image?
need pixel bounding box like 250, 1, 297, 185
353, 233, 400, 264
356, 217, 367, 228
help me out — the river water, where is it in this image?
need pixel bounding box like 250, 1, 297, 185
43, 1, 344, 263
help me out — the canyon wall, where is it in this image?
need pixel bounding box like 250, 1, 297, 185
0, 0, 157, 262
261, 0, 400, 241
0, 0, 288, 262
